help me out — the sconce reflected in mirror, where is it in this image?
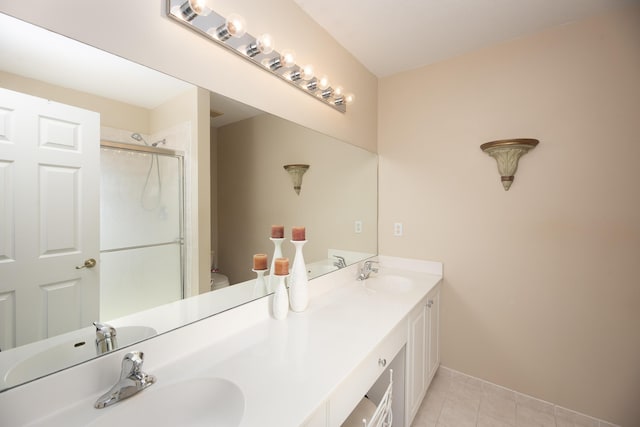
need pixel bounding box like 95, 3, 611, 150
284, 164, 310, 195
481, 139, 539, 191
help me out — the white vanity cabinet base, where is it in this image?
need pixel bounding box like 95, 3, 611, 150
330, 321, 406, 426
304, 264, 442, 427
406, 283, 441, 426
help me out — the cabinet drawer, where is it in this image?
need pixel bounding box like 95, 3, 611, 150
329, 321, 407, 426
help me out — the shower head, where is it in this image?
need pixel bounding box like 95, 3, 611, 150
131, 133, 166, 147
130, 133, 149, 145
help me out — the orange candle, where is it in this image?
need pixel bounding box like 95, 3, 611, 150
271, 225, 284, 239
292, 226, 306, 241
274, 257, 289, 276
253, 254, 268, 270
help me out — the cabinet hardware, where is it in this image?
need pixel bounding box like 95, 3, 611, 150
427, 299, 433, 308
378, 358, 387, 367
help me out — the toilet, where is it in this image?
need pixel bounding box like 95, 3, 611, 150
210, 272, 230, 291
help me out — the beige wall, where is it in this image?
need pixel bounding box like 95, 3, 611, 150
151, 86, 211, 294
216, 114, 377, 284
379, 6, 640, 426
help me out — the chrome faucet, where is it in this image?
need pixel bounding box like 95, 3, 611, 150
357, 260, 379, 280
94, 351, 156, 409
94, 322, 118, 355
333, 255, 347, 269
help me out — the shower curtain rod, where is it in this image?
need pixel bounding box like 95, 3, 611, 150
101, 140, 184, 156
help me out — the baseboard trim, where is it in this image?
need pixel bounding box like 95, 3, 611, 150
438, 366, 619, 427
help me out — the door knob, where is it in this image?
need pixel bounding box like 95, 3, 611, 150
76, 258, 97, 269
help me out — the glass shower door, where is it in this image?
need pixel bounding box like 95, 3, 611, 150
99, 145, 184, 321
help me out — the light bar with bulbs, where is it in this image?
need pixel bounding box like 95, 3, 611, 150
166, 0, 354, 112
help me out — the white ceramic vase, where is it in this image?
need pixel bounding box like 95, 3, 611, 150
289, 239, 309, 312
252, 269, 267, 298
272, 275, 289, 320
268, 237, 284, 293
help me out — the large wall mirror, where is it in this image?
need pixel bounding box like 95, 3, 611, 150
0, 13, 377, 391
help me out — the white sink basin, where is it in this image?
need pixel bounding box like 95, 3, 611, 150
88, 378, 244, 427
364, 274, 415, 293
306, 260, 338, 278
4, 325, 156, 387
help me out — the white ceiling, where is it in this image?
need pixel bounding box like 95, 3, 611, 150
295, 0, 633, 77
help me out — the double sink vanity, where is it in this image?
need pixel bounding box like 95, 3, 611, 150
0, 256, 442, 426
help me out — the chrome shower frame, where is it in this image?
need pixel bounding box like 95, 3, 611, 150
100, 140, 186, 300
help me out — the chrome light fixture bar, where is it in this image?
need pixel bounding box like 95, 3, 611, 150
166, 0, 353, 113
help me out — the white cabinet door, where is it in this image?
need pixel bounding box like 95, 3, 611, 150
406, 299, 427, 423
406, 283, 441, 426
0, 88, 100, 350
427, 287, 440, 382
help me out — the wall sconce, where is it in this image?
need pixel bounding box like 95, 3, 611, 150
166, 0, 354, 113
480, 139, 539, 191
284, 164, 309, 195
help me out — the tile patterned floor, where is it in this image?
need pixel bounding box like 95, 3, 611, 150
411, 367, 618, 427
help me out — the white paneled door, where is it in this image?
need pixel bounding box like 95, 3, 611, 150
0, 88, 100, 350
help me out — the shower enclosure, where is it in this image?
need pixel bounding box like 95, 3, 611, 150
99, 141, 184, 321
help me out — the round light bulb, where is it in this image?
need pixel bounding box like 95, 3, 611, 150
281, 50, 296, 68
318, 75, 330, 90
301, 64, 314, 80
175, 0, 211, 21
189, 0, 211, 16
226, 13, 247, 38
256, 33, 274, 55
334, 86, 344, 97
345, 93, 356, 104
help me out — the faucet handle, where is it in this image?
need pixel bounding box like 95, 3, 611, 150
94, 322, 118, 354
121, 351, 145, 378
93, 322, 116, 339
333, 255, 347, 268
364, 260, 379, 272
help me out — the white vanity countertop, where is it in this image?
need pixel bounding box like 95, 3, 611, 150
178, 273, 440, 425
156, 257, 441, 426
0, 256, 442, 427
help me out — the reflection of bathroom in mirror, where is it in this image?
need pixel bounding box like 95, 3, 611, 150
0, 13, 376, 391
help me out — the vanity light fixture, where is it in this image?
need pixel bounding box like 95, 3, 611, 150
246, 33, 274, 57
305, 78, 318, 91
480, 138, 539, 191
265, 49, 296, 71
177, 0, 211, 22
284, 164, 310, 195
166, 0, 353, 112
281, 50, 296, 68
318, 75, 330, 90
211, 13, 247, 41
288, 64, 314, 82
